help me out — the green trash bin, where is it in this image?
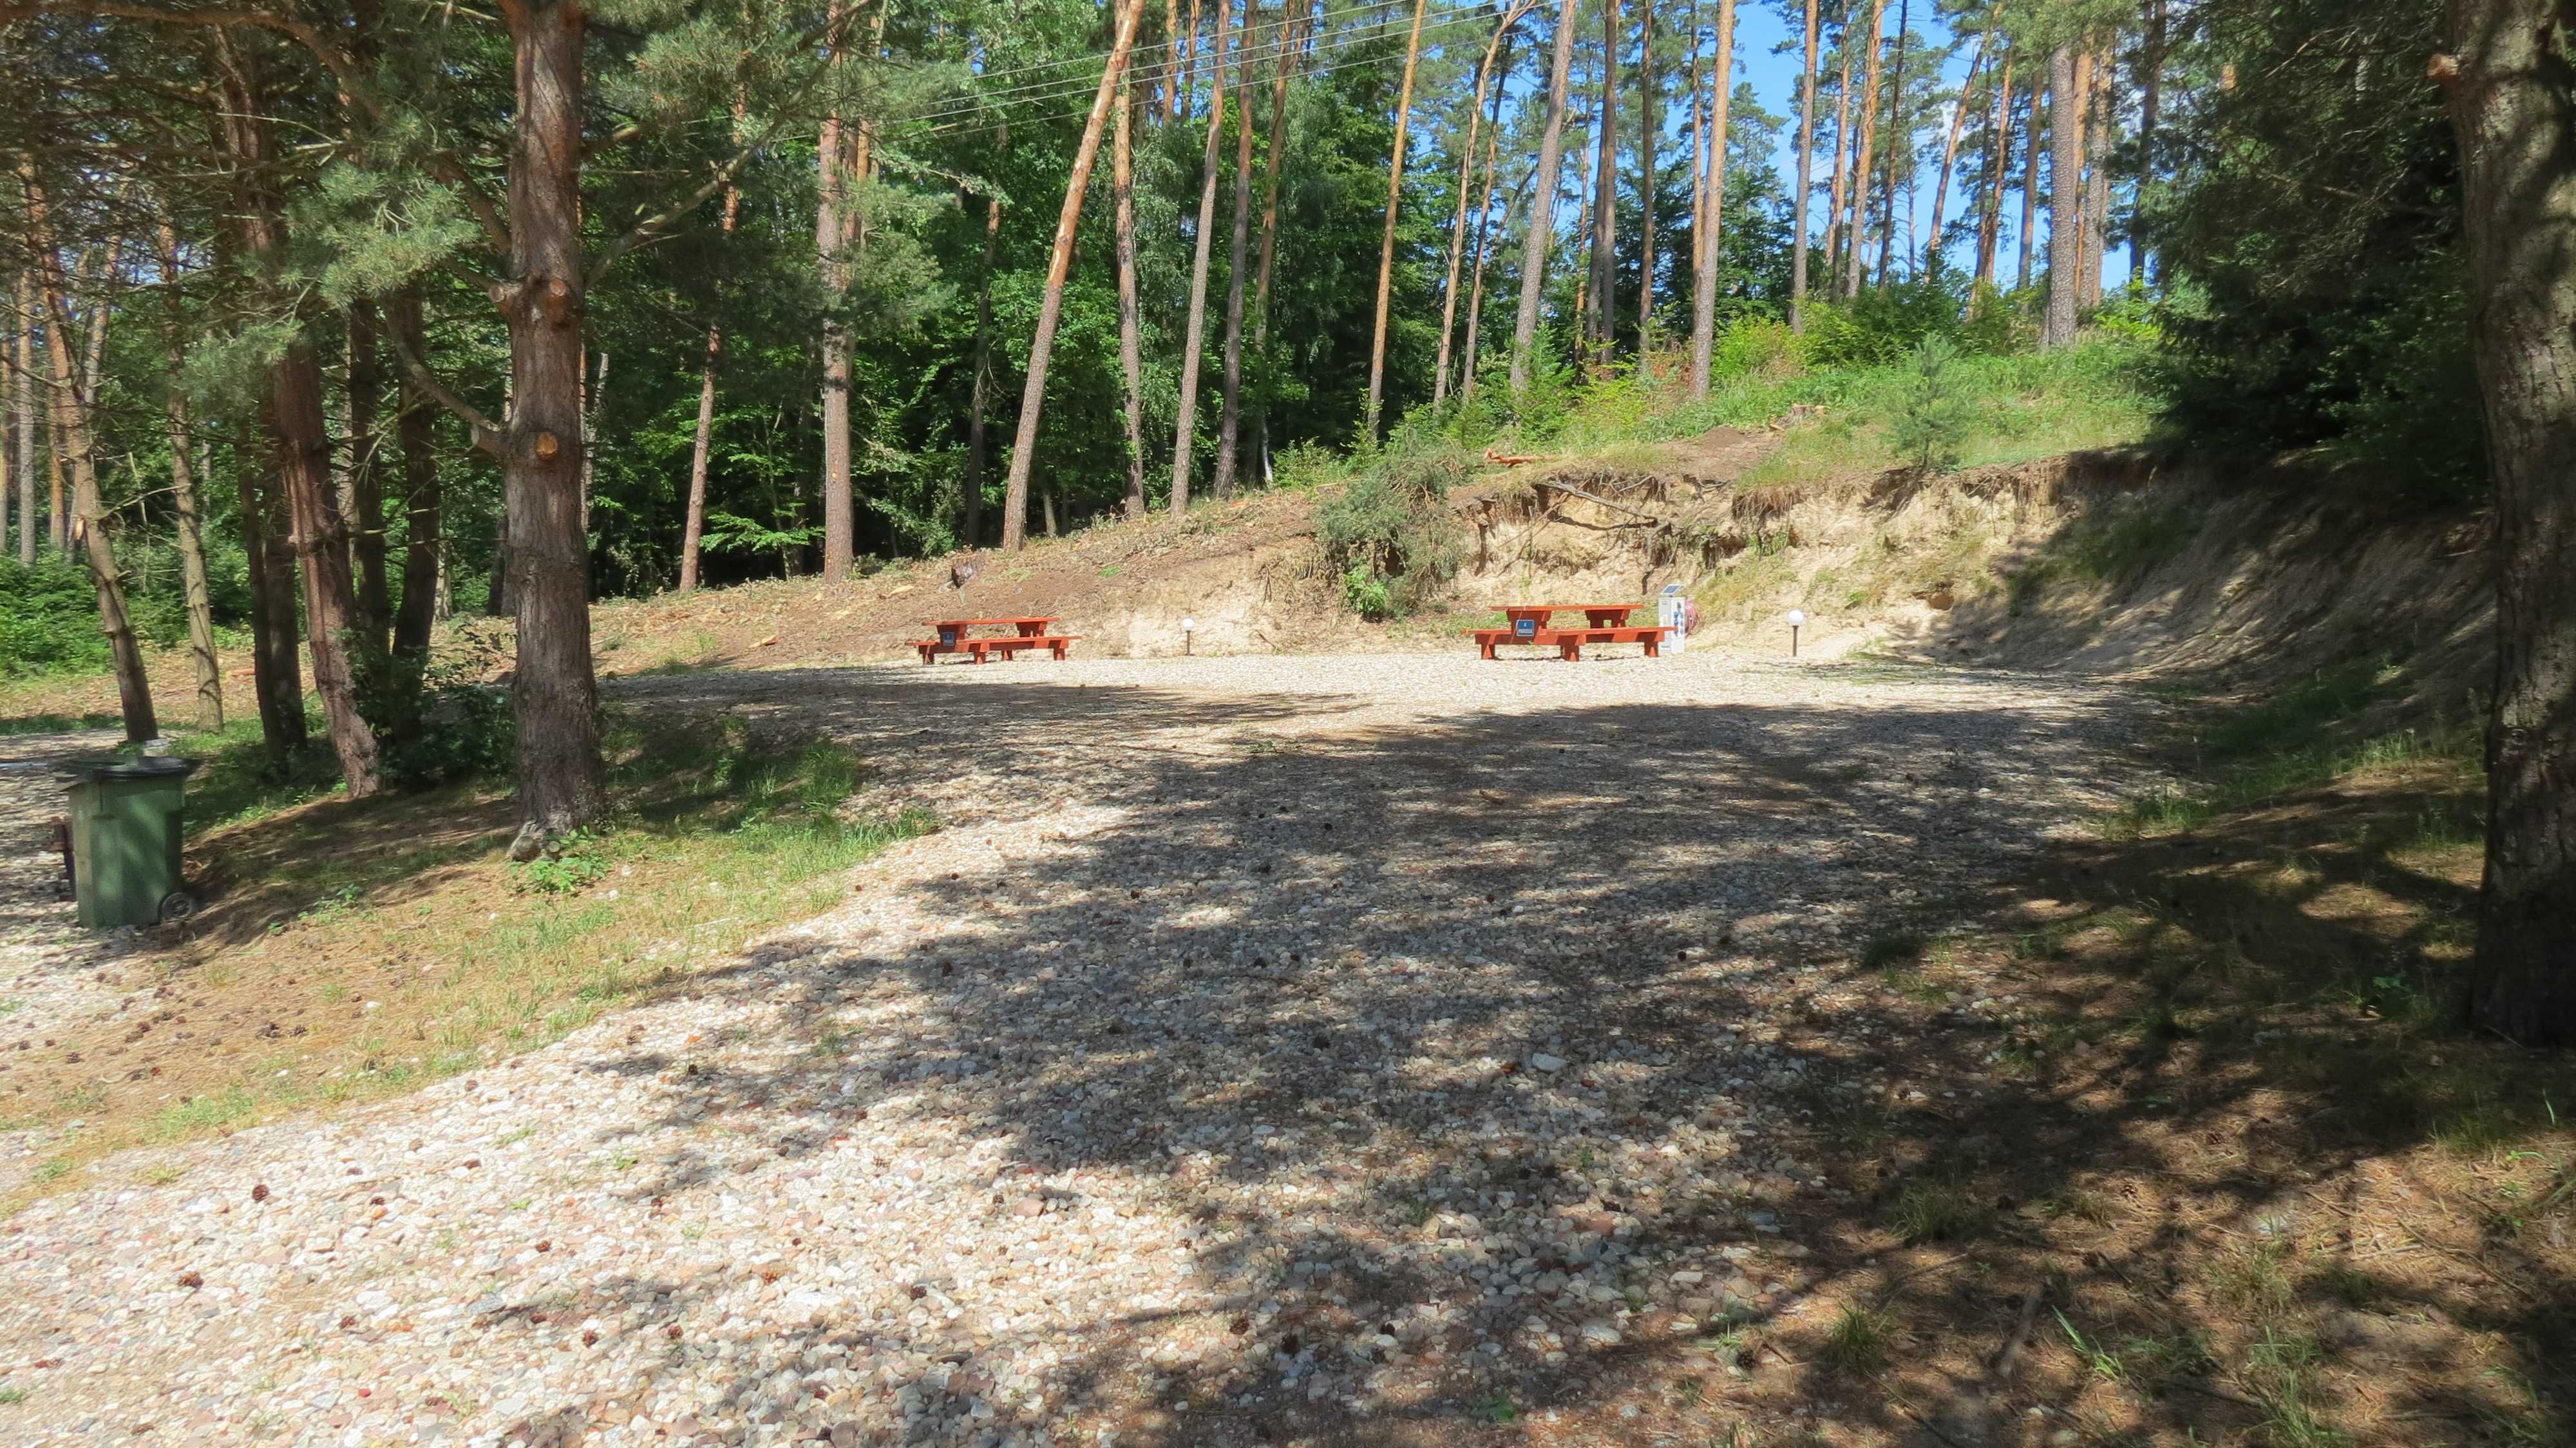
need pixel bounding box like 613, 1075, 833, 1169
64, 756, 200, 928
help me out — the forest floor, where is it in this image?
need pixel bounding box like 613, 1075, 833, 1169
0, 646, 2568, 1446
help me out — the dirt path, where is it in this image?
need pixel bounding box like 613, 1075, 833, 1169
0, 652, 2159, 1446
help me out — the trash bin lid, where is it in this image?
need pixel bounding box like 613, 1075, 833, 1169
61, 755, 201, 783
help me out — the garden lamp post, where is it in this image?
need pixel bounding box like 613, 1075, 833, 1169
1785, 609, 1806, 658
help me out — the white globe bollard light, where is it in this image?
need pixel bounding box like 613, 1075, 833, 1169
1785, 609, 1806, 658
1182, 617, 1197, 656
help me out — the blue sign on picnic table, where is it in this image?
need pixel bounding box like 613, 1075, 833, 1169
1514, 616, 1538, 639
939, 626, 960, 647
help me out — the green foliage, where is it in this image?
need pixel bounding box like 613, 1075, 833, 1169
1888, 338, 1973, 472
0, 557, 109, 676
510, 830, 612, 895
1312, 447, 1468, 621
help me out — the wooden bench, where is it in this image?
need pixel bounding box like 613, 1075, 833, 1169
1468, 625, 1663, 661
914, 633, 1080, 663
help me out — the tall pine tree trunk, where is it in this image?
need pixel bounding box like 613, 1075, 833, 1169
1927, 15, 1989, 274
2043, 43, 2081, 345
234, 423, 305, 761
2438, 0, 2576, 1043
1166, 0, 1233, 517
679, 104, 746, 589
1843, 0, 1888, 296
1437, 5, 1526, 410
12, 269, 33, 564
1584, 0, 1619, 359
816, 0, 855, 581
1459, 84, 1516, 403
348, 300, 392, 649
1634, 2, 1655, 349
1511, 0, 1584, 392
23, 171, 153, 742
963, 177, 1003, 544
2133, 0, 2159, 287
155, 216, 222, 731
1823, 31, 1855, 285
1873, 0, 1909, 285
2081, 41, 2112, 309
1364, 0, 1431, 437
1215, 6, 1262, 492
1790, 0, 1818, 330
498, 0, 604, 836
2018, 73, 2041, 289
1001, 0, 1149, 549
1975, 50, 2014, 284
1691, 0, 1734, 395
1250, 9, 1309, 459
388, 286, 442, 661
1115, 77, 1150, 520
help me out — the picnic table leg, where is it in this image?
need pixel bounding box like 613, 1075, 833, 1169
1558, 638, 1582, 662
1643, 634, 1661, 658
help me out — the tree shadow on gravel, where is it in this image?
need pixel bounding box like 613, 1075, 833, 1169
562, 665, 2565, 1447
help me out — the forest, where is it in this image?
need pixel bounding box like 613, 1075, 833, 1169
0, 0, 2568, 1040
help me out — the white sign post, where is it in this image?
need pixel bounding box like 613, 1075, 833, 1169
1657, 584, 1689, 656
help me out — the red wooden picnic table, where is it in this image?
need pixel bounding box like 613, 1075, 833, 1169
914, 616, 1079, 664
1469, 602, 1661, 662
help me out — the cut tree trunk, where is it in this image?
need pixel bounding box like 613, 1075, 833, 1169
2439, 0, 2576, 1043
1215, 6, 1262, 493
1790, 0, 1817, 329
498, 0, 605, 835
1510, 0, 1584, 393
1584, 0, 1620, 358
1001, 0, 1150, 549
1692, 0, 1734, 395
1115, 77, 1150, 520
1364, 0, 1432, 438
156, 216, 222, 731
2043, 43, 2080, 345
1843, 0, 1888, 296
388, 285, 442, 662
1166, 0, 1233, 517
23, 171, 153, 742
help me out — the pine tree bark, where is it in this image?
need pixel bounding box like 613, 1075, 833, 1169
2081, 41, 2112, 309
1584, 0, 1619, 359
1364, 0, 1432, 437
1114, 77, 1150, 520
2133, 0, 2159, 285
1166, 0, 1233, 516
388, 286, 442, 662
23, 172, 154, 743
1437, 5, 1528, 409
1975, 49, 2013, 285
1789, 0, 1818, 330
1842, 0, 1887, 296
1691, 0, 1733, 396
1215, 5, 1262, 492
348, 300, 392, 649
1511, 0, 1584, 393
1459, 81, 1517, 403
1926, 14, 1989, 276
498, 0, 604, 835
1165, 0, 1184, 121
2439, 0, 2576, 1044
2043, 42, 2081, 345
1001, 0, 1149, 549
155, 217, 222, 731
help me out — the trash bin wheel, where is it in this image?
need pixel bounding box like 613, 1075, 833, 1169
156, 891, 198, 924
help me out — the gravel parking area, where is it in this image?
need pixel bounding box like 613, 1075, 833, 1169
0, 651, 2156, 1446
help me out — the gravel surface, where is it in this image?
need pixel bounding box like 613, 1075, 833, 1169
0, 651, 2156, 1445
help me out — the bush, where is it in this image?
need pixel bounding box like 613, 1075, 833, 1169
1804, 269, 1979, 368
1314, 446, 1469, 620
0, 556, 110, 676
1889, 338, 1975, 472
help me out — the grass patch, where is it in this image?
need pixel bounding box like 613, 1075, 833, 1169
1821, 1304, 1895, 1375
1, 709, 931, 1208
1884, 1179, 1993, 1244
